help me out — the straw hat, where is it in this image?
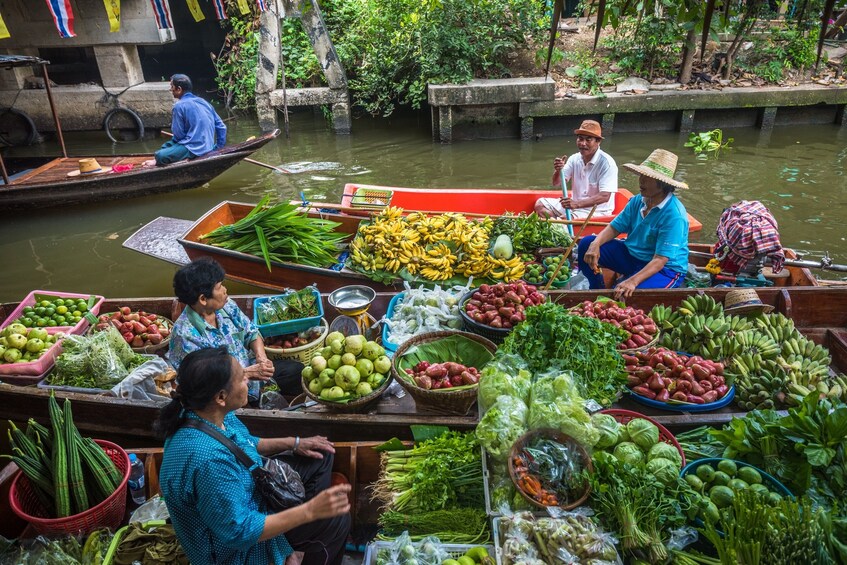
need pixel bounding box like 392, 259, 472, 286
573, 120, 604, 140
723, 288, 774, 315
67, 158, 111, 177
623, 148, 688, 190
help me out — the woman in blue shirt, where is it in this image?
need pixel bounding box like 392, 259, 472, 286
577, 149, 690, 299
155, 347, 351, 565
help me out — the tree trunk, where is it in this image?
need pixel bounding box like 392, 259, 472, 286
679, 27, 697, 84
826, 9, 847, 39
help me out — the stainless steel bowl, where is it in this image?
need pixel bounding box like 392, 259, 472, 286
328, 285, 377, 315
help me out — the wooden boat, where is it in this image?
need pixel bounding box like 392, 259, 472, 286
0, 130, 280, 210
336, 183, 704, 235
2, 287, 847, 447
169, 200, 815, 294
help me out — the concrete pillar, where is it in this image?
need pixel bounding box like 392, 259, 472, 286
520, 117, 534, 141
601, 113, 615, 136
836, 104, 847, 127
679, 109, 696, 133
431, 107, 440, 141
438, 106, 453, 144
331, 101, 351, 134
255, 6, 281, 132
0, 48, 37, 90
93, 45, 144, 88
759, 106, 778, 130
300, 0, 347, 90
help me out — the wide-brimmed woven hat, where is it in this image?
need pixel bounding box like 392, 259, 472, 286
623, 148, 688, 189
67, 158, 111, 177
573, 120, 604, 140
723, 288, 774, 315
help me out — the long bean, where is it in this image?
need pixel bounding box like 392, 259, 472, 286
64, 399, 89, 514
48, 394, 70, 517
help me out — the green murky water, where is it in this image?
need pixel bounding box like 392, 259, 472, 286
2, 113, 845, 302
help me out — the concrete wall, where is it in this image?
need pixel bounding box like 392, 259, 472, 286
0, 0, 168, 49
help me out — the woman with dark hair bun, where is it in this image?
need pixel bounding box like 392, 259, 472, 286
156, 347, 350, 565
168, 257, 303, 404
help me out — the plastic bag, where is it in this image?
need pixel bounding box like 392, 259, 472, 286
260, 390, 289, 410
0, 530, 112, 565
416, 536, 447, 565
534, 513, 622, 565
254, 456, 306, 511
54, 330, 128, 387
110, 357, 172, 401
666, 526, 698, 551
375, 532, 418, 565
130, 495, 171, 523
478, 352, 532, 413
564, 271, 589, 291
527, 371, 599, 448
513, 435, 590, 508
499, 512, 544, 565
475, 395, 528, 461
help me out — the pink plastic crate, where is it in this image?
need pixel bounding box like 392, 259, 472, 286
0, 290, 105, 336
0, 327, 66, 379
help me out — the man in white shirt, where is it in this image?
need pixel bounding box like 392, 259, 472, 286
534, 120, 619, 219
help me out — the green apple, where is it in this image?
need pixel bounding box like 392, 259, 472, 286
7, 323, 27, 336
3, 348, 21, 363
27, 328, 49, 341
319, 388, 333, 400
25, 339, 44, 353
370, 373, 386, 387
373, 355, 392, 375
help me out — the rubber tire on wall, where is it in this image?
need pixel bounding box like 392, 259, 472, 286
103, 107, 145, 143
0, 108, 38, 146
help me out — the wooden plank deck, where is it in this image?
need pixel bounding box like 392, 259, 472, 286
12, 156, 150, 186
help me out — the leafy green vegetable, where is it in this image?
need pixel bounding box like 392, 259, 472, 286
648, 442, 683, 470
50, 328, 146, 389
502, 302, 628, 406
490, 212, 573, 255
527, 371, 599, 448
592, 413, 621, 449
477, 352, 531, 412
627, 418, 660, 451
475, 395, 528, 461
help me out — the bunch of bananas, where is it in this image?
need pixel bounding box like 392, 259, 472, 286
754, 313, 801, 344
733, 358, 788, 410
677, 294, 724, 318
658, 313, 732, 360
349, 207, 524, 282
784, 375, 847, 406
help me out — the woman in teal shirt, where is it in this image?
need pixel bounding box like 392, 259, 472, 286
156, 347, 351, 565
577, 149, 690, 299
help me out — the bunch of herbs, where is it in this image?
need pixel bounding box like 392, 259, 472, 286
491, 213, 572, 255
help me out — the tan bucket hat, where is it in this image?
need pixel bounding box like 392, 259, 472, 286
723, 288, 775, 315
573, 120, 604, 140
623, 148, 688, 190
67, 158, 111, 177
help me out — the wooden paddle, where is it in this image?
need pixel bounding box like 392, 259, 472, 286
543, 204, 598, 291
296, 200, 609, 227
160, 131, 290, 173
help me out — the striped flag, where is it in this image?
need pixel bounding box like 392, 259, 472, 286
148, 0, 176, 42
256, 0, 268, 12
44, 0, 76, 38
210, 0, 227, 20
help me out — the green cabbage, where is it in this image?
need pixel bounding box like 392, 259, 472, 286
613, 442, 644, 466
478, 353, 532, 412
647, 457, 680, 486
527, 373, 599, 448
627, 418, 660, 451
475, 395, 528, 461
648, 442, 683, 470
591, 413, 621, 449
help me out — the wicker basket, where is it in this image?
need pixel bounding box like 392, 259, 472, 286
599, 408, 685, 466
508, 428, 593, 511
9, 440, 130, 536
391, 330, 497, 415
265, 318, 329, 363
88, 314, 174, 354
458, 290, 513, 345
301, 371, 392, 413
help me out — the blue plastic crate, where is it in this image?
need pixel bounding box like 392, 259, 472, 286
381, 291, 406, 354
253, 288, 324, 338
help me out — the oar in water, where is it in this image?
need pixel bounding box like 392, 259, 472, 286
160, 131, 290, 174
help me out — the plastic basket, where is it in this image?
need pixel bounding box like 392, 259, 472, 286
364, 541, 495, 565
628, 383, 736, 413
0, 327, 67, 379
253, 288, 324, 338
600, 408, 686, 467
350, 187, 393, 210
0, 290, 104, 336
381, 291, 406, 354
458, 290, 512, 345
9, 439, 130, 536
680, 458, 792, 497
265, 318, 328, 363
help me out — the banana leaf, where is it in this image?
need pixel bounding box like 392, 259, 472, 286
397, 334, 495, 375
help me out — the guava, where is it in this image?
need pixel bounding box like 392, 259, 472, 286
27, 328, 48, 341
310, 355, 328, 373
6, 333, 27, 350
319, 388, 333, 400
25, 339, 44, 353
369, 373, 386, 387
335, 365, 361, 390
355, 358, 374, 377
373, 355, 392, 375
330, 340, 344, 355
318, 369, 336, 389
0, 346, 6, 359
341, 352, 357, 366
3, 348, 21, 363
355, 382, 373, 397
326, 386, 346, 400
362, 341, 384, 361
308, 379, 323, 395
326, 331, 345, 346
301, 366, 315, 382
7, 323, 27, 336
320, 346, 333, 358
327, 354, 343, 371
344, 335, 366, 356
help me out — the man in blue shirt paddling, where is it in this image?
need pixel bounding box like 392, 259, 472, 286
577, 148, 690, 299
146, 74, 227, 166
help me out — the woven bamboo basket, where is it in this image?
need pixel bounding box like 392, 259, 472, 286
265, 318, 329, 363
391, 330, 497, 415
301, 371, 392, 413
508, 428, 593, 511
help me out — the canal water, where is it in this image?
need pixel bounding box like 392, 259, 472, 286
2, 112, 846, 302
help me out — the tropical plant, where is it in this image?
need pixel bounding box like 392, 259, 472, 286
684, 129, 733, 160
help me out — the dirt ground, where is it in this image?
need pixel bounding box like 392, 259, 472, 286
501, 19, 847, 98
